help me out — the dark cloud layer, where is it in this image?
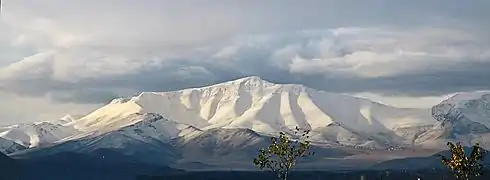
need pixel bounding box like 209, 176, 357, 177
2, 50, 490, 104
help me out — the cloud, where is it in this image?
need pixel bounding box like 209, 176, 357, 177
0, 0, 489, 120
0, 91, 98, 125
352, 92, 450, 109
0, 25, 489, 105
47, 89, 120, 104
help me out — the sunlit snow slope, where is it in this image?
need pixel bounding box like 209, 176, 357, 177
0, 122, 79, 148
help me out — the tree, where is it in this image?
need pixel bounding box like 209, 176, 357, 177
253, 126, 314, 180
439, 142, 486, 180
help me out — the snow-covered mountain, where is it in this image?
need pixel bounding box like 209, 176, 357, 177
12, 113, 202, 164
435, 91, 490, 127
4, 76, 490, 170
0, 137, 26, 154
61, 76, 435, 148
59, 113, 201, 143
416, 91, 490, 148
177, 128, 269, 160
0, 121, 79, 148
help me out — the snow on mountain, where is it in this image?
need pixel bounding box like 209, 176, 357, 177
12, 114, 198, 165
14, 123, 267, 167
14, 124, 354, 169
15, 113, 199, 153
0, 137, 26, 154
13, 130, 182, 165
7, 76, 490, 172
61, 112, 201, 143
66, 76, 435, 147
174, 127, 355, 168
13, 113, 203, 165
4, 77, 490, 172
415, 91, 490, 148
115, 113, 202, 141
430, 91, 490, 132
441, 91, 490, 106
178, 128, 267, 158
0, 122, 79, 148
55, 114, 83, 125
437, 91, 490, 127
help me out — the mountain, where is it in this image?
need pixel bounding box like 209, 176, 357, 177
12, 113, 353, 169
0, 137, 26, 154
4, 76, 490, 172
12, 113, 198, 165
62, 76, 435, 148
0, 121, 79, 148
171, 127, 355, 170
60, 113, 201, 143
416, 91, 490, 149
177, 128, 268, 159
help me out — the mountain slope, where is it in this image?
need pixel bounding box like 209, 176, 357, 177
177, 128, 270, 160
0, 137, 26, 154
12, 113, 203, 165
12, 112, 359, 169
67, 76, 435, 147
60, 113, 201, 142
417, 91, 490, 148
0, 122, 79, 148
436, 91, 490, 128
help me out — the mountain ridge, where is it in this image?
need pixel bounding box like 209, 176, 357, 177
1, 76, 490, 171
3, 76, 482, 151
60, 76, 435, 148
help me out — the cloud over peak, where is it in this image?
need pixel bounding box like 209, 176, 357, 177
0, 0, 489, 122
1, 25, 489, 104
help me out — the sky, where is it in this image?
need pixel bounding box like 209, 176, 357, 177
0, 0, 489, 124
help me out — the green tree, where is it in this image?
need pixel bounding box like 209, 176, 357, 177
439, 142, 486, 180
253, 126, 314, 180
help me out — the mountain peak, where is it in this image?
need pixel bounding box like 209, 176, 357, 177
235, 76, 266, 82
34, 74, 440, 149
199, 75, 278, 92
443, 91, 490, 105
228, 76, 271, 86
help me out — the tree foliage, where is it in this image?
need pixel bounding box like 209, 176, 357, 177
253, 126, 314, 180
439, 142, 486, 180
